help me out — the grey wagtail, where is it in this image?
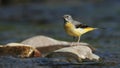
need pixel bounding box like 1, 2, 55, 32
63, 15, 97, 44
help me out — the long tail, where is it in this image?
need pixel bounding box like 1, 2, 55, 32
83, 27, 98, 34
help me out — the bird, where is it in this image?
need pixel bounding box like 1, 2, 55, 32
63, 14, 97, 45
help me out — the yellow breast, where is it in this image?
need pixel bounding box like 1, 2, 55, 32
64, 22, 82, 37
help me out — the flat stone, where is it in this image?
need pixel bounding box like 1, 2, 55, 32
46, 46, 100, 63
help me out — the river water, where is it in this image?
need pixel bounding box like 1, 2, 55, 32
0, 0, 120, 68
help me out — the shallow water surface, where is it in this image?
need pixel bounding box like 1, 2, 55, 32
0, 1, 120, 67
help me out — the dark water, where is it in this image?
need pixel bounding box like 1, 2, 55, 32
0, 0, 120, 68
0, 56, 119, 68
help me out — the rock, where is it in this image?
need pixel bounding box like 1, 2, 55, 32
0, 44, 42, 58
21, 35, 70, 47
46, 46, 100, 63
21, 35, 95, 56
21, 35, 69, 55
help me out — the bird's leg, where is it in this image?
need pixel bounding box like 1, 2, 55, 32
77, 36, 81, 45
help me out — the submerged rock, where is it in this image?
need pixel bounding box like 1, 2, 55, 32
0, 44, 42, 58
46, 46, 100, 63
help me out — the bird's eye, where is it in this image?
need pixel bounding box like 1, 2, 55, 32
65, 16, 69, 18
66, 16, 69, 17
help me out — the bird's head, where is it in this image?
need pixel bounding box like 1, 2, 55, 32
63, 15, 73, 22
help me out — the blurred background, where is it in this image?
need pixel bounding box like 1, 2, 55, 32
0, 0, 119, 53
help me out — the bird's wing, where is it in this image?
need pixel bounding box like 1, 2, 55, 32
75, 24, 90, 28
72, 20, 81, 26
72, 20, 90, 28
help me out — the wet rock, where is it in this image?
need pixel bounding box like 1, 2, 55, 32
21, 35, 70, 47
21, 35, 95, 56
0, 44, 42, 58
46, 46, 100, 63
21, 35, 69, 55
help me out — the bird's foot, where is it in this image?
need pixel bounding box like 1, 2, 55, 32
70, 42, 80, 46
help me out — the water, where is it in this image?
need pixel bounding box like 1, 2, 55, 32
0, 0, 120, 68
